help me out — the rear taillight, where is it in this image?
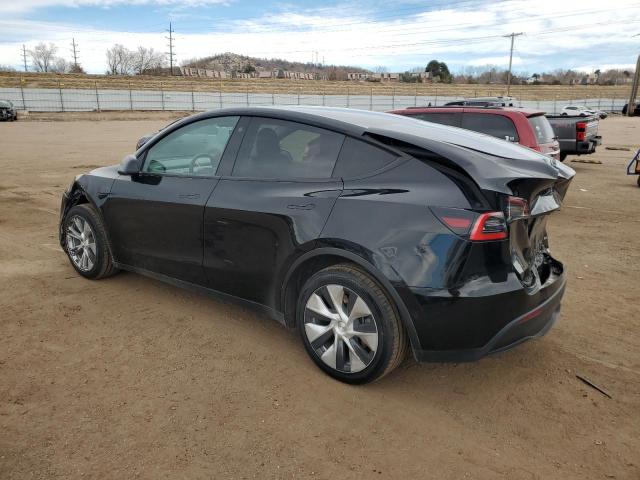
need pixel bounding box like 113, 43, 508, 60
469, 212, 508, 241
432, 207, 508, 241
576, 121, 586, 141
505, 196, 530, 222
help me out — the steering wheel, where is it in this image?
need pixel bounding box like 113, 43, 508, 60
189, 154, 213, 174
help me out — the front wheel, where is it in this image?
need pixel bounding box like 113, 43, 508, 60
63, 204, 118, 279
297, 264, 407, 384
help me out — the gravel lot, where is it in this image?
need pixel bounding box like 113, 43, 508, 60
1, 115, 639, 479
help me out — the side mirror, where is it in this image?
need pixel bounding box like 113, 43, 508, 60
118, 154, 141, 175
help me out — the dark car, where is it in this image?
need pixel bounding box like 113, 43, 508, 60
444, 96, 515, 107
622, 103, 640, 116
0, 100, 17, 121
59, 106, 574, 384
390, 106, 561, 160
546, 115, 601, 161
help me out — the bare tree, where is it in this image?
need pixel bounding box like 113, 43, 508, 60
29, 42, 58, 73
106, 44, 134, 75
0, 64, 16, 72
50, 57, 69, 73
373, 66, 388, 73
132, 47, 165, 74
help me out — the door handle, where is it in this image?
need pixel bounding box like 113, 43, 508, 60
178, 193, 200, 199
287, 203, 315, 210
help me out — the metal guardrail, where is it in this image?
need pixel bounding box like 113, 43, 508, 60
0, 87, 629, 114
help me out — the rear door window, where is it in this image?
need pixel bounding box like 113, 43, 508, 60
410, 112, 462, 127
232, 118, 345, 179
462, 113, 519, 142
527, 115, 556, 144
333, 137, 399, 178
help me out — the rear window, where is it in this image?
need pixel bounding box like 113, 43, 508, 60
527, 115, 556, 144
333, 138, 398, 178
462, 113, 519, 142
409, 112, 462, 127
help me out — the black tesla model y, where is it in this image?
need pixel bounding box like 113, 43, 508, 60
59, 106, 574, 383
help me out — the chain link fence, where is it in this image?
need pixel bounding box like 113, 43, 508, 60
0, 86, 630, 114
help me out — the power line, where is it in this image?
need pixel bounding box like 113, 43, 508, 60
504, 32, 523, 95
168, 4, 640, 56
21, 44, 28, 72
190, 2, 640, 37
246, 17, 640, 56
166, 21, 176, 75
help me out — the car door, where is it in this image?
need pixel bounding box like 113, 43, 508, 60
102, 115, 240, 285
203, 116, 345, 309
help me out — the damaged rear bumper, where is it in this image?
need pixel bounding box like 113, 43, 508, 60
405, 262, 567, 363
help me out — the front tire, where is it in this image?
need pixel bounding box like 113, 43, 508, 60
297, 264, 407, 384
63, 204, 118, 279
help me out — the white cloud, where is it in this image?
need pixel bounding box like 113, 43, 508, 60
574, 63, 637, 72
1, 0, 639, 73
467, 56, 524, 67
0, 0, 230, 14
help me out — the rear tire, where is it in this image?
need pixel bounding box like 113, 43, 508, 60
62, 204, 118, 280
560, 152, 567, 162
297, 264, 407, 384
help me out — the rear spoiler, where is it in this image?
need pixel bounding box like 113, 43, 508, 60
366, 130, 574, 196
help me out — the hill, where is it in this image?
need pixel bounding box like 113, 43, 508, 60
180, 52, 370, 76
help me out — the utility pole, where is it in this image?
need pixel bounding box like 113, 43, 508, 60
166, 22, 176, 76
70, 38, 79, 69
627, 54, 640, 117
21, 44, 28, 72
503, 32, 523, 96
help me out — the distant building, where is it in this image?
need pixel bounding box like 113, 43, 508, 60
180, 66, 326, 80
180, 67, 228, 78
348, 72, 430, 82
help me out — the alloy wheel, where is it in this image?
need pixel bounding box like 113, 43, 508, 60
66, 215, 97, 272
303, 284, 379, 373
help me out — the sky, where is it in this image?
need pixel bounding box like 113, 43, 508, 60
1, 0, 639, 75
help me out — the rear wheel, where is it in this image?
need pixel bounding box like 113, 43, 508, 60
297, 264, 407, 384
560, 152, 567, 162
63, 204, 118, 279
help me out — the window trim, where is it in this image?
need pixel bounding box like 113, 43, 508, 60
140, 115, 241, 179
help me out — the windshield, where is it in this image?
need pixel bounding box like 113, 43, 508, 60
528, 115, 556, 144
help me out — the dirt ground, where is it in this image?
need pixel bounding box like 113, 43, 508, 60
1, 114, 639, 480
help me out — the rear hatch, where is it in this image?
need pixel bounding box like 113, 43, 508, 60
366, 122, 575, 292
503, 174, 571, 292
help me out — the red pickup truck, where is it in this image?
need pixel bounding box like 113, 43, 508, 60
389, 106, 561, 161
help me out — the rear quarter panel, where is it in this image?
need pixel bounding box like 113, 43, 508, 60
319, 158, 473, 290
